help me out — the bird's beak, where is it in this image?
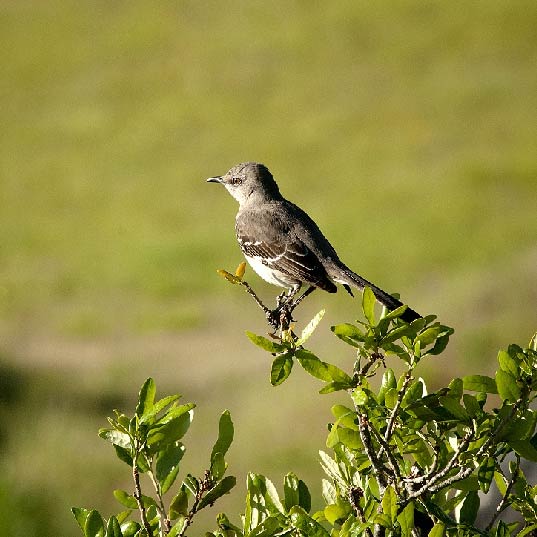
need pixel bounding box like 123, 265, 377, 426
207, 176, 223, 184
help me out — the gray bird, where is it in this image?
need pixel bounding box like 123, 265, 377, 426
207, 162, 420, 322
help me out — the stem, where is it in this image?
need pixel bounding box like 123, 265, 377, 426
148, 469, 171, 535
485, 459, 519, 532
368, 422, 401, 484
405, 432, 472, 502
178, 471, 212, 537
378, 368, 413, 460
356, 413, 389, 490
133, 462, 154, 537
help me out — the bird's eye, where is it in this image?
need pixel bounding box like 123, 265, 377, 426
230, 177, 242, 185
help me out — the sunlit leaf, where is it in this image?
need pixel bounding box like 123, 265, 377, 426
362, 287, 376, 325
136, 378, 156, 418
211, 410, 234, 462
84, 509, 105, 537
496, 370, 521, 402
297, 309, 325, 345
462, 375, 498, 394
246, 331, 286, 353
156, 443, 185, 494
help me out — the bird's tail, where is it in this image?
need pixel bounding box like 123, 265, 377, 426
333, 265, 421, 323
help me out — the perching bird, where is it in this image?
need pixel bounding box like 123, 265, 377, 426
207, 162, 420, 322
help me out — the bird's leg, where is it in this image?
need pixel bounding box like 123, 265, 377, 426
290, 285, 316, 309
268, 284, 301, 334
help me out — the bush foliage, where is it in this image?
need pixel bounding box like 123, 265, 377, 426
73, 286, 537, 536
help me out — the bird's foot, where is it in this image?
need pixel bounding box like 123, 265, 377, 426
266, 302, 295, 335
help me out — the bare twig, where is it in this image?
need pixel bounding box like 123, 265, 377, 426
357, 413, 389, 490
405, 432, 472, 502
348, 487, 373, 537
368, 421, 401, 484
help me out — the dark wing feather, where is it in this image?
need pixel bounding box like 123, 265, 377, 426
236, 207, 337, 292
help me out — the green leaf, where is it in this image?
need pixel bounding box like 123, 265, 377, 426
439, 396, 469, 421
246, 332, 286, 353
168, 517, 186, 537
402, 379, 423, 407
156, 443, 185, 494
477, 457, 495, 493
210, 451, 226, 480
169, 487, 189, 519
296, 349, 351, 384
319, 451, 347, 489
113, 445, 133, 467
351, 387, 369, 406
319, 381, 353, 394
382, 304, 409, 321
270, 353, 294, 386
136, 378, 156, 418
382, 485, 397, 522
211, 410, 234, 463
496, 370, 521, 402
378, 369, 396, 404
428, 523, 445, 537
289, 506, 331, 537
297, 309, 325, 345
518, 523, 537, 537
458, 490, 479, 524
283, 472, 300, 512
509, 440, 537, 461
139, 394, 181, 425
500, 409, 537, 441
362, 287, 376, 325
324, 503, 348, 524
416, 326, 440, 346
498, 350, 519, 376
119, 521, 139, 537
462, 375, 498, 394
244, 473, 284, 531
72, 507, 90, 532
113, 490, 138, 509
331, 323, 365, 347
462, 393, 481, 417
494, 471, 508, 496
397, 502, 414, 537
283, 472, 311, 513
382, 324, 415, 344
198, 475, 237, 509
147, 405, 194, 449
334, 427, 363, 450
84, 509, 105, 537
106, 516, 123, 537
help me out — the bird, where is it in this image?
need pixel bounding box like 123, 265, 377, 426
207, 162, 420, 323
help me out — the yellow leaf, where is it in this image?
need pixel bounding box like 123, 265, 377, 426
235, 261, 247, 279
216, 269, 240, 284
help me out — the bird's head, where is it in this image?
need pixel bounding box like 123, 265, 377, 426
207, 162, 281, 205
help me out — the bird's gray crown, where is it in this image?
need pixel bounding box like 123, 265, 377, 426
207, 162, 282, 206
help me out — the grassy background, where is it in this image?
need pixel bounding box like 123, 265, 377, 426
1, 1, 536, 534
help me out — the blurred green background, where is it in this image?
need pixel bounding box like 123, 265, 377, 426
1, 0, 536, 534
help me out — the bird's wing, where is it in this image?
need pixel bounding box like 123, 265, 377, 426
235, 207, 336, 292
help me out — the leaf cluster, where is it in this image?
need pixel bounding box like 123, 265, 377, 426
73, 280, 537, 537
72, 379, 236, 537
